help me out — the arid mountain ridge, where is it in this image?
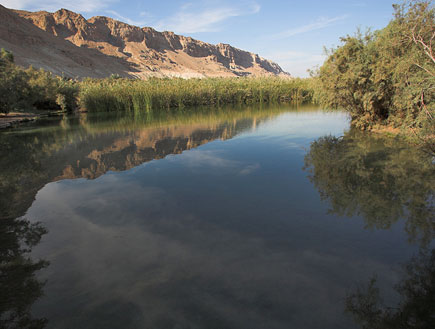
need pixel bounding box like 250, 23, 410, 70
0, 5, 289, 78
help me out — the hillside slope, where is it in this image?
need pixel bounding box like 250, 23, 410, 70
0, 5, 289, 78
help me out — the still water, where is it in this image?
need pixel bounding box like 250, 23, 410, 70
1, 105, 434, 329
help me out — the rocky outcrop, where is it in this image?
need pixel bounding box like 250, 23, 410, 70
0, 5, 137, 78
0, 5, 289, 78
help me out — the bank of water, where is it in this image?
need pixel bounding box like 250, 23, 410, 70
0, 104, 433, 329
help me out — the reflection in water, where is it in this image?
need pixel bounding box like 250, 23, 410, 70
1, 105, 433, 329
0, 105, 287, 219
0, 105, 296, 328
304, 131, 435, 245
345, 248, 435, 329
304, 131, 435, 328
0, 217, 48, 329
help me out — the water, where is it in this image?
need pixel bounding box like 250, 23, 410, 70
1, 105, 434, 329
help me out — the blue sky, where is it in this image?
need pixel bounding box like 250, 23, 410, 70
3, 0, 398, 77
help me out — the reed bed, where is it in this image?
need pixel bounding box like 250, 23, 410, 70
79, 77, 314, 113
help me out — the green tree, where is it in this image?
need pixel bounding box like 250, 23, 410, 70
315, 1, 434, 148
0, 48, 79, 114
0, 49, 29, 114
0, 48, 14, 64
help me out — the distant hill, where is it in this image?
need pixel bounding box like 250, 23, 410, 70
0, 5, 289, 79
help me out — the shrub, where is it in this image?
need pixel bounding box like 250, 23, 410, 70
315, 1, 434, 142
0, 49, 79, 114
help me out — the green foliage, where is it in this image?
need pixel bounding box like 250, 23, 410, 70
0, 48, 14, 65
0, 49, 29, 114
79, 77, 314, 112
25, 68, 79, 112
0, 47, 314, 115
0, 49, 79, 114
304, 131, 435, 245
315, 1, 434, 145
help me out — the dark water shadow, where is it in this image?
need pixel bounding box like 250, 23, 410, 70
0, 216, 48, 329
304, 130, 435, 328
345, 248, 435, 329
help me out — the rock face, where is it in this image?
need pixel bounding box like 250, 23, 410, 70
0, 5, 289, 78
0, 5, 136, 78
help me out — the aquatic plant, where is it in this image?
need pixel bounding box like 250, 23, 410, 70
79, 77, 314, 112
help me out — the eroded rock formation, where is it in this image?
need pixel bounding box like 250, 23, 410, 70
0, 5, 289, 78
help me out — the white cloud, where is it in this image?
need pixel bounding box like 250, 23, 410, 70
238, 163, 260, 176
272, 15, 349, 39
139, 11, 152, 18
173, 149, 238, 169
105, 10, 149, 27
265, 51, 327, 78
155, 1, 260, 34
1, 0, 115, 13
2, 0, 260, 33
169, 149, 262, 176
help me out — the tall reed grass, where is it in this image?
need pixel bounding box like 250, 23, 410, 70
79, 77, 314, 113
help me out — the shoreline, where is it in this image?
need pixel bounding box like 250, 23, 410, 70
0, 110, 68, 129
0, 113, 40, 129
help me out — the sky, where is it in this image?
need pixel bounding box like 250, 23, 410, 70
2, 0, 398, 77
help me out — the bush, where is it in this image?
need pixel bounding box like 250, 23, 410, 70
0, 49, 29, 114
0, 48, 79, 114
315, 1, 434, 143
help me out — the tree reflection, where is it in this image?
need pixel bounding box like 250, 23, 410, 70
0, 217, 48, 329
345, 248, 435, 329
0, 105, 285, 220
304, 131, 435, 245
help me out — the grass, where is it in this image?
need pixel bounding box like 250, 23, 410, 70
79, 77, 315, 113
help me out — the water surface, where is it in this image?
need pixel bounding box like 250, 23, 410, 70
1, 105, 433, 329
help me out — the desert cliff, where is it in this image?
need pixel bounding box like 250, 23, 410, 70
0, 5, 289, 78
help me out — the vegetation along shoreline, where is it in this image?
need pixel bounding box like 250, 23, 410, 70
0, 1, 433, 152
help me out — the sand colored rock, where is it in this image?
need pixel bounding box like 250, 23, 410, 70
0, 5, 289, 78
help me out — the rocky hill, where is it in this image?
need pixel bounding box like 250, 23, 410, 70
0, 5, 289, 78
